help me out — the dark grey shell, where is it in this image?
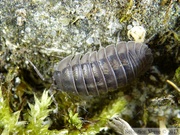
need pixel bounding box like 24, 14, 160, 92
53, 41, 153, 95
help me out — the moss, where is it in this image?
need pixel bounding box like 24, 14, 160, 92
119, 0, 134, 22
49, 91, 127, 134
26, 91, 53, 134
84, 96, 127, 134
0, 88, 66, 134
174, 67, 180, 86
0, 87, 26, 134
66, 110, 82, 130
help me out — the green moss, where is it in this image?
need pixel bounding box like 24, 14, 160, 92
0, 86, 26, 134
66, 110, 82, 130
84, 96, 127, 134
142, 104, 148, 127
174, 67, 180, 86
0, 88, 67, 134
26, 91, 53, 135
53, 91, 127, 134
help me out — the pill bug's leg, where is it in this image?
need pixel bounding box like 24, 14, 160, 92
116, 31, 121, 44
145, 33, 157, 43
26, 58, 45, 81
25, 58, 58, 113
48, 85, 59, 113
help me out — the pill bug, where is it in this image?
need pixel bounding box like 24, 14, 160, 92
53, 41, 153, 96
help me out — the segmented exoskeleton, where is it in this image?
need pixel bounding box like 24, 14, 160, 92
53, 41, 153, 96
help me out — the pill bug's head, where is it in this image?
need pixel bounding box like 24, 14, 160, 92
53, 71, 62, 90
